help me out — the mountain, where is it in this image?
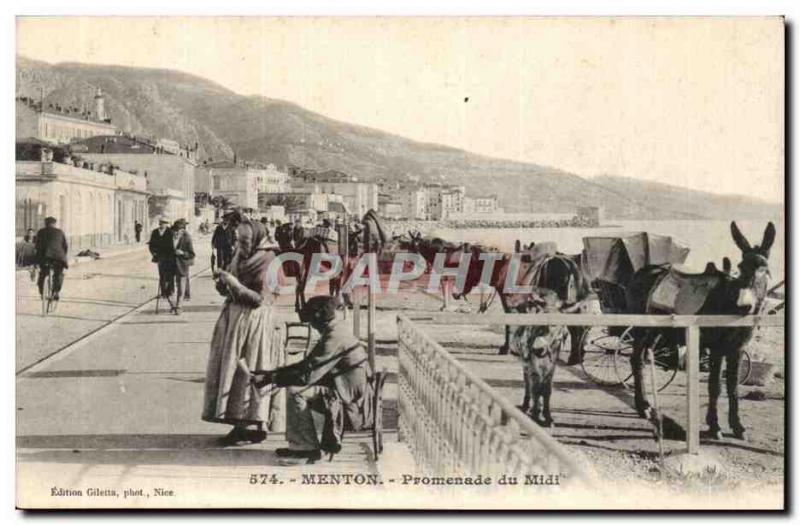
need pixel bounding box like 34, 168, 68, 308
15, 56, 779, 220
592, 175, 783, 221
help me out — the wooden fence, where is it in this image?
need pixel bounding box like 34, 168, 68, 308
397, 314, 594, 485
404, 311, 784, 454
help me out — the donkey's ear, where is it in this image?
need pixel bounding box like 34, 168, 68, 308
730, 222, 751, 252
722, 257, 732, 274
761, 222, 776, 254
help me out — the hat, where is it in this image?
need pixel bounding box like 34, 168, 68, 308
158, 217, 170, 224
299, 296, 337, 325
173, 218, 187, 228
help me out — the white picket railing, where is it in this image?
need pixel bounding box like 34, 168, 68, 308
397, 314, 593, 485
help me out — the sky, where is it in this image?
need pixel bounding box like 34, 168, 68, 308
16, 16, 784, 203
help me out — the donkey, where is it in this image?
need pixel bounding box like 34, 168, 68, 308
625, 222, 775, 440
508, 289, 570, 427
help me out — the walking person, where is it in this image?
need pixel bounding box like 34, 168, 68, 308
172, 218, 195, 312
251, 296, 374, 464
134, 220, 143, 243
34, 217, 69, 301
148, 217, 177, 309
202, 210, 285, 445
211, 214, 235, 272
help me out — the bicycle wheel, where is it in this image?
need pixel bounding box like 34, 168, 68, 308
41, 272, 52, 317
617, 329, 679, 392
580, 326, 631, 386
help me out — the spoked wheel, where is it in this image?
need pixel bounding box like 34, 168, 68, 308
41, 273, 53, 317
712, 349, 752, 385
617, 328, 679, 393
579, 326, 633, 386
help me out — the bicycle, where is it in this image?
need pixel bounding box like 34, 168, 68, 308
39, 263, 58, 316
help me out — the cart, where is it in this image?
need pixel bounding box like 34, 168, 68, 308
578, 232, 693, 391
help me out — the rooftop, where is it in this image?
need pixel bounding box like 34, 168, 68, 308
16, 96, 113, 126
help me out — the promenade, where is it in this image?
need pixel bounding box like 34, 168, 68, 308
15, 241, 412, 509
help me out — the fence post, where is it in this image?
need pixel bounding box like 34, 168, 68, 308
367, 252, 377, 372
686, 325, 701, 454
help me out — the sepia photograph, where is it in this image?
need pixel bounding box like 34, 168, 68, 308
11, 14, 785, 510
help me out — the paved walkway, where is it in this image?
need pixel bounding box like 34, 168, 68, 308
16, 256, 412, 509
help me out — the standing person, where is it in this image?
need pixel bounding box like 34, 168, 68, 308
292, 218, 305, 247
259, 216, 272, 242
251, 296, 374, 464
34, 217, 69, 301
203, 211, 284, 445
172, 218, 195, 312
148, 217, 177, 305
134, 220, 143, 243
211, 214, 235, 271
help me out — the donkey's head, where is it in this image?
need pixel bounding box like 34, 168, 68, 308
729, 221, 775, 312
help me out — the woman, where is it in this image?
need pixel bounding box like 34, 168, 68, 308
202, 212, 285, 445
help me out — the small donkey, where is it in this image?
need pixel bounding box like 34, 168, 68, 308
509, 289, 569, 428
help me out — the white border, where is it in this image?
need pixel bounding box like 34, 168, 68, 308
2, 1, 796, 523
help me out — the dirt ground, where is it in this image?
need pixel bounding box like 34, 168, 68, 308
333, 276, 786, 495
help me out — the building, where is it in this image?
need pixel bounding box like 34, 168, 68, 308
577, 206, 602, 226
75, 135, 197, 222
257, 164, 290, 194
473, 195, 500, 214
425, 183, 466, 220
378, 196, 404, 220
399, 186, 428, 220
16, 89, 117, 144
196, 160, 265, 210
16, 154, 148, 248
292, 169, 378, 217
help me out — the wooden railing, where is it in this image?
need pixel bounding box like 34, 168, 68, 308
404, 311, 784, 454
397, 315, 594, 485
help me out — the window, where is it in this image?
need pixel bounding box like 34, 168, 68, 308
213, 177, 221, 191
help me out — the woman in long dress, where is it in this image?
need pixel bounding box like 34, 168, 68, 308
202, 212, 285, 445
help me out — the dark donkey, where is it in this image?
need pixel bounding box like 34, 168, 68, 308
493, 245, 590, 360
625, 222, 775, 440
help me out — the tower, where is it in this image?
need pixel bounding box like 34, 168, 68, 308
94, 87, 106, 121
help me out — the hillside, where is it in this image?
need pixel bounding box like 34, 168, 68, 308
15, 56, 777, 219
593, 175, 783, 221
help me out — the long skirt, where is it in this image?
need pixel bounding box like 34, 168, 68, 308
202, 300, 285, 431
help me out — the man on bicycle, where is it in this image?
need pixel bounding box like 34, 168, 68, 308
35, 216, 68, 301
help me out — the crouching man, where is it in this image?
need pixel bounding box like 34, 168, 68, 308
251, 296, 374, 465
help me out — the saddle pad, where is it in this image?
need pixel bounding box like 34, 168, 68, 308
649, 270, 720, 314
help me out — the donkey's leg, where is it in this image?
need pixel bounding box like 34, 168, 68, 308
566, 326, 583, 365
726, 349, 746, 440
542, 376, 555, 428
498, 325, 511, 355
706, 348, 723, 440
521, 359, 531, 412
630, 341, 650, 418
440, 279, 452, 311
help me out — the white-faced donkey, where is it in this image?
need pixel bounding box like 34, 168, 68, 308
509, 289, 569, 428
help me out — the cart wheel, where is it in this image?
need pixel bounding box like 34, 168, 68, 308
579, 326, 631, 386
617, 329, 679, 392
371, 371, 388, 461
719, 349, 752, 385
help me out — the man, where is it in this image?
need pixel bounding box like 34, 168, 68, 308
211, 214, 235, 271
34, 217, 69, 301
172, 218, 195, 313
259, 216, 272, 241
292, 218, 305, 248
134, 220, 143, 243
148, 217, 177, 301
251, 296, 373, 464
